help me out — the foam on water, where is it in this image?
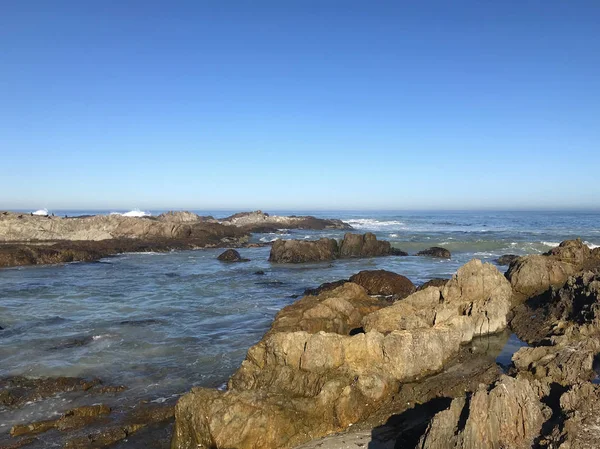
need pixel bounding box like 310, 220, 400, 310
346, 218, 405, 230
110, 209, 151, 217
32, 208, 49, 216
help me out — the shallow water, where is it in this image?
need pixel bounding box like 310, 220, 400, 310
1, 210, 598, 434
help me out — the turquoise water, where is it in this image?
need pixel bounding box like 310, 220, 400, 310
0, 210, 598, 430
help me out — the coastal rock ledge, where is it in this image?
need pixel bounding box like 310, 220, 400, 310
171, 259, 512, 449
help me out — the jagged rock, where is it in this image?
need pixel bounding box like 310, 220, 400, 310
269, 238, 339, 263
506, 239, 600, 302
303, 280, 348, 296
338, 232, 396, 258
416, 247, 451, 259
496, 254, 520, 266
419, 375, 548, 449
348, 270, 416, 299
363, 259, 512, 338
171, 260, 513, 449
0, 376, 101, 408
217, 249, 249, 262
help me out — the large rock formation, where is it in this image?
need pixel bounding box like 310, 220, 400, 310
171, 259, 512, 449
157, 211, 216, 223
506, 239, 600, 302
219, 211, 351, 231
268, 233, 405, 264
269, 238, 339, 263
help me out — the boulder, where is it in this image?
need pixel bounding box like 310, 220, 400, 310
416, 247, 451, 259
349, 270, 415, 299
338, 232, 396, 258
496, 254, 520, 266
217, 249, 249, 263
419, 376, 548, 449
269, 238, 338, 263
506, 239, 600, 302
171, 260, 513, 449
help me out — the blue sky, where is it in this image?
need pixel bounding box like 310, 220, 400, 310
1, 1, 599, 211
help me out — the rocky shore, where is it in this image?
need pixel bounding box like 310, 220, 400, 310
169, 238, 600, 449
0, 210, 352, 268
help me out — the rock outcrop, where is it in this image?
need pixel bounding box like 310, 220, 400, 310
217, 249, 249, 262
416, 247, 451, 259
157, 211, 216, 223
269, 238, 339, 263
348, 270, 416, 299
171, 259, 512, 449
220, 211, 351, 231
419, 375, 548, 449
506, 239, 600, 302
268, 233, 406, 264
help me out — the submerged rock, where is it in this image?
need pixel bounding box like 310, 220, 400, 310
416, 247, 451, 259
217, 249, 249, 262
349, 270, 415, 299
171, 259, 512, 449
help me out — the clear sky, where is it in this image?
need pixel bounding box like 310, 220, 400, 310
1, 1, 599, 211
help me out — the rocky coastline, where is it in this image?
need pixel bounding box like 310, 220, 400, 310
3, 210, 600, 449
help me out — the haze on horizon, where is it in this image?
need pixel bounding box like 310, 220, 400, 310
1, 1, 599, 212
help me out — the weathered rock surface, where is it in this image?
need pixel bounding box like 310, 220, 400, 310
0, 376, 101, 408
269, 238, 339, 263
219, 210, 351, 231
171, 259, 512, 449
157, 211, 216, 223
419, 375, 548, 449
506, 239, 600, 302
416, 247, 451, 259
348, 270, 416, 299
217, 249, 249, 262
338, 232, 399, 258
269, 233, 406, 264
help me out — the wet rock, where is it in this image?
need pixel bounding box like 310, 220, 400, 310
119, 319, 162, 326
496, 254, 520, 266
419, 375, 548, 449
254, 270, 265, 275
0, 376, 101, 408
338, 232, 396, 258
48, 335, 94, 350
269, 238, 339, 263
303, 279, 348, 296
171, 259, 513, 449
10, 404, 111, 437
217, 249, 249, 262
417, 278, 449, 291
416, 247, 451, 259
0, 437, 37, 449
348, 270, 415, 299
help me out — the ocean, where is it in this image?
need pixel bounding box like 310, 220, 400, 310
1, 209, 599, 432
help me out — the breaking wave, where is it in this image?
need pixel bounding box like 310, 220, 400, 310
32, 208, 49, 216
346, 219, 405, 230
110, 209, 151, 218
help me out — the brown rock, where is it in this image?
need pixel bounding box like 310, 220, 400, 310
217, 249, 249, 262
417, 278, 449, 291
269, 238, 339, 263
338, 232, 394, 258
419, 375, 548, 449
349, 270, 415, 299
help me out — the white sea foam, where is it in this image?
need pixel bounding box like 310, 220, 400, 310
389, 233, 399, 238
346, 218, 405, 230
110, 209, 151, 217
584, 241, 600, 249
32, 208, 49, 216
541, 241, 560, 248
